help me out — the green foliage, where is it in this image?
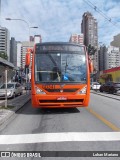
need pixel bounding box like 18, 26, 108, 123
0, 51, 8, 60
0, 105, 15, 109
87, 44, 97, 56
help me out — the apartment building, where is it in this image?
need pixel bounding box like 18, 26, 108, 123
81, 12, 98, 71
10, 37, 17, 66
110, 34, 120, 48
0, 26, 10, 61
98, 45, 107, 71
107, 46, 120, 69
17, 41, 22, 68
69, 34, 84, 45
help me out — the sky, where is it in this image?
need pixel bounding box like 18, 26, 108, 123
0, 0, 120, 45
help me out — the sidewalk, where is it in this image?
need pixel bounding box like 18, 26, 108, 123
91, 90, 120, 101
0, 93, 31, 126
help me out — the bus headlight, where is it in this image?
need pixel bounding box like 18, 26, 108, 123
77, 86, 87, 94
35, 87, 46, 94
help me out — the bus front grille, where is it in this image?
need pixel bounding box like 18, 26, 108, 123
39, 99, 84, 103
45, 89, 78, 92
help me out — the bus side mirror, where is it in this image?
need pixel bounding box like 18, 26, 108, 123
25, 48, 33, 66
89, 60, 93, 73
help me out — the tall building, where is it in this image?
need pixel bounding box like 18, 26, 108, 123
110, 34, 120, 48
30, 36, 34, 42
29, 35, 42, 43
69, 34, 84, 45
34, 35, 42, 44
98, 45, 107, 71
10, 37, 17, 66
81, 12, 98, 71
0, 26, 10, 61
107, 46, 120, 69
17, 41, 22, 68
81, 12, 98, 47
99, 45, 120, 71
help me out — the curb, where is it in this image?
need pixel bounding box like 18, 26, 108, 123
91, 90, 120, 101
0, 94, 31, 126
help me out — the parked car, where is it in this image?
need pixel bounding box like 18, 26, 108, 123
91, 82, 101, 90
99, 82, 120, 94
0, 82, 23, 99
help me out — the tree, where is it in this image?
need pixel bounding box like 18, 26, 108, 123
87, 44, 97, 56
0, 51, 8, 60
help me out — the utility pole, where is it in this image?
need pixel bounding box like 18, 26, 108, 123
5, 68, 8, 108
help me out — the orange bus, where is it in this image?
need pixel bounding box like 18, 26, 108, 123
27, 42, 93, 108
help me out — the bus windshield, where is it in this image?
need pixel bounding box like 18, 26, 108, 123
35, 49, 87, 83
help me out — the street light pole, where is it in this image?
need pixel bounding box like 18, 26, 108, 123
5, 68, 7, 108
6, 18, 30, 44
5, 18, 38, 90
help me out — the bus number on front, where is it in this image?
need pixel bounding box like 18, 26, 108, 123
42, 85, 55, 89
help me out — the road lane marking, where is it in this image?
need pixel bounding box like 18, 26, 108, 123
86, 108, 120, 132
0, 132, 120, 144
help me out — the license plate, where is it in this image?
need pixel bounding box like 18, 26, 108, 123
57, 97, 67, 100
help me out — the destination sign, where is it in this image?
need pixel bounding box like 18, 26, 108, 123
36, 44, 84, 53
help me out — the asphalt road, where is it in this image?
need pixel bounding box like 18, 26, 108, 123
0, 93, 120, 160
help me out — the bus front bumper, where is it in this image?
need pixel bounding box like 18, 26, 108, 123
32, 94, 89, 108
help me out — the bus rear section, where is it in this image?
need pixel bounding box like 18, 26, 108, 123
31, 42, 91, 108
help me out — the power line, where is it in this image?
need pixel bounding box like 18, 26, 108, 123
83, 0, 119, 28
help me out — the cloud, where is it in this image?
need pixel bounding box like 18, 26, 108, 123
1, 0, 120, 45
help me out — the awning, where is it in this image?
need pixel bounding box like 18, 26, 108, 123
100, 74, 111, 79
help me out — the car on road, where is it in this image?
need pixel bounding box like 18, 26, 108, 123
91, 82, 101, 90
99, 82, 120, 94
0, 82, 23, 99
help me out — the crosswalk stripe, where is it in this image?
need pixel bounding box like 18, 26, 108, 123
0, 132, 120, 144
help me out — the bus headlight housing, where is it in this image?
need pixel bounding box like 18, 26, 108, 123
35, 87, 46, 94
77, 86, 87, 94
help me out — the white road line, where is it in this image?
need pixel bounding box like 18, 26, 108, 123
0, 132, 120, 145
